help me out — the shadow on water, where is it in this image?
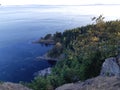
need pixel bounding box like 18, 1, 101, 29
47, 60, 56, 66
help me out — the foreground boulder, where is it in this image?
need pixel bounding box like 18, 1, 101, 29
56, 76, 120, 90
100, 56, 120, 77
0, 82, 32, 90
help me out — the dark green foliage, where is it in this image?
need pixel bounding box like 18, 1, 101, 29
27, 77, 53, 90
28, 18, 120, 90
44, 34, 52, 40
0, 81, 3, 84
47, 42, 63, 58
53, 32, 62, 42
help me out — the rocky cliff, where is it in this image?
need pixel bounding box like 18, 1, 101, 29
56, 55, 120, 90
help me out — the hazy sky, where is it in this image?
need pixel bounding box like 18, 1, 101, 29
0, 0, 120, 5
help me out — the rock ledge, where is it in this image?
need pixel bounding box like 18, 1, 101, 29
0, 82, 32, 90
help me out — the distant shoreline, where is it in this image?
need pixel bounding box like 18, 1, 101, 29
32, 39, 55, 45
1, 4, 120, 7
36, 52, 58, 61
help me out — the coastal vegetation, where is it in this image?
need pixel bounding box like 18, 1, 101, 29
27, 16, 120, 90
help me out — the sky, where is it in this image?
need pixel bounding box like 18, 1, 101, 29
0, 0, 120, 5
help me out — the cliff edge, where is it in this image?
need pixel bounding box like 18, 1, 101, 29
56, 55, 120, 90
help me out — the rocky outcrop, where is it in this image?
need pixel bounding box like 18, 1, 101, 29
100, 56, 120, 77
55, 76, 120, 90
34, 67, 51, 77
32, 39, 55, 45
36, 53, 64, 62
36, 54, 58, 61
56, 55, 120, 90
0, 82, 32, 90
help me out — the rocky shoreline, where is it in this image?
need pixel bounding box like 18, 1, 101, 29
34, 67, 52, 77
32, 38, 55, 45
36, 53, 59, 61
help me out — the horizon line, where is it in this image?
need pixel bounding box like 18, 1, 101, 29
1, 3, 120, 6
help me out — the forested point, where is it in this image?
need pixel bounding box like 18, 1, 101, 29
27, 16, 120, 90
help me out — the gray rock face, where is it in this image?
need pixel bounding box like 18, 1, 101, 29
0, 82, 32, 90
34, 67, 51, 77
100, 57, 120, 77
56, 76, 120, 90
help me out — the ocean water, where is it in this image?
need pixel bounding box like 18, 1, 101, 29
0, 5, 120, 82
